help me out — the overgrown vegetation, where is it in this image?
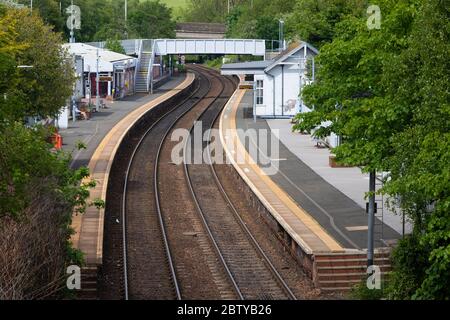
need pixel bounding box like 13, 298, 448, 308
0, 5, 93, 299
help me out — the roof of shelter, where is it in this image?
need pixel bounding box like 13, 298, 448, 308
220, 41, 319, 74
63, 43, 134, 63
63, 43, 136, 72
221, 60, 273, 70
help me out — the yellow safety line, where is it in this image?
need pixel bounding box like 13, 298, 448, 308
220, 89, 343, 253
71, 73, 195, 260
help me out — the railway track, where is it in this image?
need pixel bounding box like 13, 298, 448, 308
115, 65, 296, 300
184, 67, 296, 300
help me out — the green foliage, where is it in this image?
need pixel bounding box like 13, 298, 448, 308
21, 0, 176, 42
128, 0, 176, 39
292, 0, 417, 171
0, 123, 91, 219
17, 0, 65, 33
286, 0, 367, 48
292, 0, 449, 299
204, 57, 223, 70
160, 0, 187, 8
0, 6, 97, 298
386, 235, 429, 299
183, 0, 230, 23
0, 7, 75, 122
225, 0, 294, 41
105, 37, 126, 54
175, 62, 185, 72
350, 280, 385, 300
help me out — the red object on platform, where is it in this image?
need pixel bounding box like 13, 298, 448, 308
52, 133, 62, 150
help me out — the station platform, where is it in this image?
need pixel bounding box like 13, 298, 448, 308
265, 119, 412, 236
61, 75, 187, 169
221, 89, 400, 252
69, 73, 195, 266
220, 89, 399, 290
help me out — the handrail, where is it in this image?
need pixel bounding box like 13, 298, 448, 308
147, 40, 156, 93
134, 40, 143, 94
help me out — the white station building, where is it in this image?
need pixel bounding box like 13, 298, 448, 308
63, 43, 137, 100
221, 42, 318, 118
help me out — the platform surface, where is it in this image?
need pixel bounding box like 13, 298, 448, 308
235, 90, 401, 249
61, 75, 187, 169
221, 89, 401, 253
265, 118, 412, 236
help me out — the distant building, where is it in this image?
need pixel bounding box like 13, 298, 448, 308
221, 42, 318, 118
175, 23, 226, 39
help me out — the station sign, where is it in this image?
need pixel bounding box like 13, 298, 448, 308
99, 76, 113, 82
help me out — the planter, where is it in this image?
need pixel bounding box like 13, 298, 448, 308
329, 154, 353, 168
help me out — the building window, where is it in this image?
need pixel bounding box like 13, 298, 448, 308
256, 80, 263, 105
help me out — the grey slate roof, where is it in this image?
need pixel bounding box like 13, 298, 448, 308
221, 60, 273, 70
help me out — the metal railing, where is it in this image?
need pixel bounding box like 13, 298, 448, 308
134, 40, 143, 94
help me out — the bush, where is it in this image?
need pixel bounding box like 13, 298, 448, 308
385, 235, 430, 300
0, 124, 91, 299
350, 280, 385, 300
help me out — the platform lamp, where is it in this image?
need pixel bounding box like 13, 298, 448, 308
279, 20, 285, 52
96, 48, 100, 111
124, 0, 128, 39
367, 170, 376, 267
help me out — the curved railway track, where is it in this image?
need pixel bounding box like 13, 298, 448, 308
115, 65, 296, 300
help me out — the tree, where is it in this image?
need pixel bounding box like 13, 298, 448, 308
0, 8, 75, 122
105, 37, 126, 54
286, 0, 367, 48
18, 0, 65, 33
128, 0, 175, 39
293, 0, 449, 299
226, 0, 294, 41
183, 0, 229, 23
0, 5, 27, 123
380, 0, 450, 299
0, 5, 92, 299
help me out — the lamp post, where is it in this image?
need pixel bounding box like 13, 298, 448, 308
367, 170, 376, 267
96, 48, 100, 111
124, 0, 128, 39
69, 0, 75, 43
279, 20, 285, 52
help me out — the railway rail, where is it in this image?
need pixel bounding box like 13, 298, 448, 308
105, 65, 297, 300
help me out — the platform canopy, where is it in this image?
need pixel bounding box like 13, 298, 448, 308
220, 60, 272, 75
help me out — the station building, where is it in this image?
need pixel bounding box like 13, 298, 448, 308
221, 42, 318, 118
63, 43, 137, 100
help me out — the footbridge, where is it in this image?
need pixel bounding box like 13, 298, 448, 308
86, 38, 266, 93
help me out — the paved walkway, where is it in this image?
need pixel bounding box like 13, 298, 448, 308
266, 119, 413, 236
235, 91, 401, 249
60, 75, 186, 169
